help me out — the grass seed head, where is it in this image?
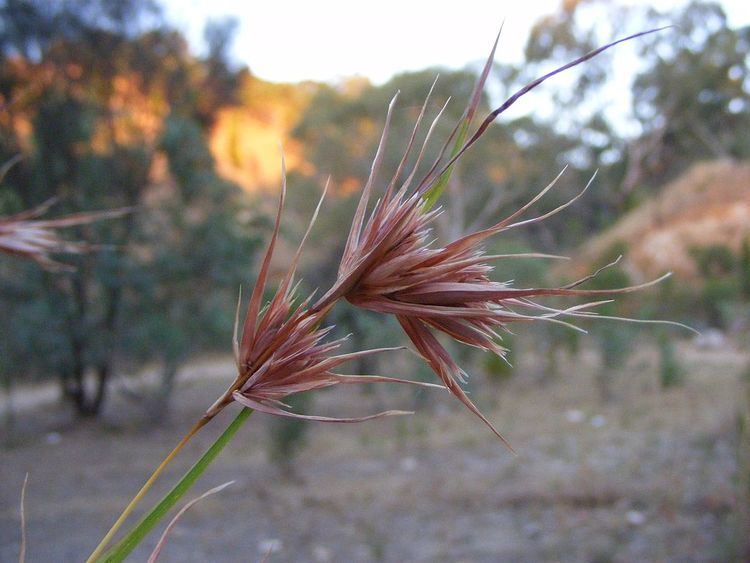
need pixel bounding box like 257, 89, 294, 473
317, 28, 679, 449
206, 156, 443, 422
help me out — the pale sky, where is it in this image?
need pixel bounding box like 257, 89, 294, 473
162, 0, 749, 85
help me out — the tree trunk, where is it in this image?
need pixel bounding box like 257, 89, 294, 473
146, 358, 180, 423
595, 369, 614, 403
61, 368, 108, 417
1, 370, 16, 437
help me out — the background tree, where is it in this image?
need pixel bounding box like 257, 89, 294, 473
0, 0, 259, 418
629, 1, 750, 191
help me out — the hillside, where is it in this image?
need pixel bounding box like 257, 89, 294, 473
570, 160, 750, 283
209, 77, 316, 192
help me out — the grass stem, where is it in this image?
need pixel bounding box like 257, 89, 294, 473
98, 407, 253, 562
86, 415, 210, 563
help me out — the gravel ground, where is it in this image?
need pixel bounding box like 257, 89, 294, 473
1, 341, 747, 562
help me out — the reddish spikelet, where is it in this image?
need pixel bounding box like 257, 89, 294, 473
316, 29, 681, 449
0, 198, 130, 271
206, 156, 442, 422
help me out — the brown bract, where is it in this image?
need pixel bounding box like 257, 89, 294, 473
205, 157, 443, 422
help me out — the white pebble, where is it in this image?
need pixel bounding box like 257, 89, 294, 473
259, 538, 283, 555
626, 510, 646, 526
565, 409, 585, 423
45, 432, 62, 445
312, 545, 332, 562
400, 456, 418, 472
590, 415, 606, 428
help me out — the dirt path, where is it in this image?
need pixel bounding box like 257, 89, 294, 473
1, 356, 236, 417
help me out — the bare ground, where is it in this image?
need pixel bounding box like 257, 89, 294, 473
1, 340, 748, 562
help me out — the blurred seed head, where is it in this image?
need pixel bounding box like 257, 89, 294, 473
0, 196, 130, 271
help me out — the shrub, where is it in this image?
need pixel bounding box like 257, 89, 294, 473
658, 332, 683, 388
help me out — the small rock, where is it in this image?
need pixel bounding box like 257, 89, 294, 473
45, 432, 62, 445
625, 510, 646, 526
400, 456, 418, 472
312, 545, 332, 562
258, 538, 283, 555
693, 328, 724, 349
522, 521, 542, 539
565, 409, 585, 423
590, 415, 606, 428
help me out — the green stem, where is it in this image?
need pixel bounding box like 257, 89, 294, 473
98, 407, 253, 562
87, 417, 209, 563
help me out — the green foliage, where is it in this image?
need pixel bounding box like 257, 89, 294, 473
514, 0, 750, 225
0, 0, 260, 416
1, 0, 746, 418
533, 321, 581, 381
658, 332, 683, 389
292, 70, 476, 189
292, 66, 605, 251
691, 244, 736, 278
598, 323, 633, 366
586, 261, 635, 401
523, 1, 613, 108
702, 279, 739, 329
632, 1, 750, 183
740, 238, 750, 299
639, 275, 695, 329
286, 0, 749, 264
267, 393, 311, 477
690, 244, 740, 328
484, 334, 515, 383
